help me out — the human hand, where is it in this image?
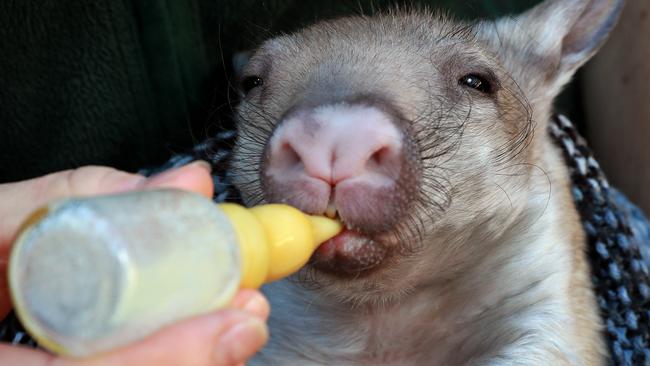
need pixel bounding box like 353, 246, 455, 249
0, 163, 269, 365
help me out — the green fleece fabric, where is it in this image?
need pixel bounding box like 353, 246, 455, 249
0, 0, 208, 182
2, 0, 569, 183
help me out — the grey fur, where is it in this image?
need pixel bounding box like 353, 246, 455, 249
230, 1, 624, 364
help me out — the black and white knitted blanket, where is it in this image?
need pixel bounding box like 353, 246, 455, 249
550, 115, 650, 365
2, 115, 649, 365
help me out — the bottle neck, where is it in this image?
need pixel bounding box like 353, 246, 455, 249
218, 203, 342, 288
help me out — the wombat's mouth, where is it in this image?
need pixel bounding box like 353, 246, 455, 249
310, 228, 389, 276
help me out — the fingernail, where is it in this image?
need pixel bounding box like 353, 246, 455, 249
242, 295, 269, 320
143, 168, 182, 186
215, 318, 268, 364
188, 160, 212, 173
145, 160, 211, 186
115, 174, 147, 191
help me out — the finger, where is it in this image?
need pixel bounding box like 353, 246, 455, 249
0, 166, 141, 247
75, 310, 267, 366
229, 290, 271, 321
0, 310, 267, 366
0, 293, 269, 366
0, 344, 53, 365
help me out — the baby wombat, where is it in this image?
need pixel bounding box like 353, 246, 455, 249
231, 0, 624, 364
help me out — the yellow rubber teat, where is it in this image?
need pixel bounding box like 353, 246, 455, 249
219, 203, 342, 288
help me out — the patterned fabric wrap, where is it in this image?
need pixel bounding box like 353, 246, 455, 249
1, 115, 649, 365
550, 115, 650, 366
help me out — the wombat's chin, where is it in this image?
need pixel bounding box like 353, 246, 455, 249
300, 264, 415, 307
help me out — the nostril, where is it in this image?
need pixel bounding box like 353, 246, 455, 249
370, 146, 391, 166
366, 145, 401, 177
271, 141, 303, 172
282, 142, 301, 167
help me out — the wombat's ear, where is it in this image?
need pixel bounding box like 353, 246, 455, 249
494, 0, 624, 90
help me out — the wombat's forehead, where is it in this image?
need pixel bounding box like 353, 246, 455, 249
261, 13, 479, 56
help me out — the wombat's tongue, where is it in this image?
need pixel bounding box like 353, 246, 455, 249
311, 229, 387, 274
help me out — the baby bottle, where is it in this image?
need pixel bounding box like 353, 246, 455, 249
8, 189, 341, 357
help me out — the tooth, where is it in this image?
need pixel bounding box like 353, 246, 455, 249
326, 201, 337, 219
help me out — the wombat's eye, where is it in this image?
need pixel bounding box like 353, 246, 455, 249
459, 74, 493, 94
241, 76, 263, 94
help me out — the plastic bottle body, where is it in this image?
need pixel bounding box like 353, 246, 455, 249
9, 190, 241, 357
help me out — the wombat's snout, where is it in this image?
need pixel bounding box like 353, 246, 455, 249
262, 100, 420, 274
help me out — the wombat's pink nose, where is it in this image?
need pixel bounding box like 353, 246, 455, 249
266, 104, 404, 192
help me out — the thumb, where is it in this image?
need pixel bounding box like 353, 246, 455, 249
0, 162, 213, 249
